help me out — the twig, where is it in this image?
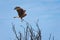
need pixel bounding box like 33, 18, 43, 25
12, 23, 19, 40
49, 34, 51, 40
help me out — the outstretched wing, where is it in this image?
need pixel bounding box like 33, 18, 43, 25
14, 6, 26, 19
16, 8, 22, 17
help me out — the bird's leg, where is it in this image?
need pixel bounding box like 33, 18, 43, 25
21, 19, 24, 22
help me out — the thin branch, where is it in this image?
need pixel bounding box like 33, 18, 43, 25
49, 34, 51, 40
53, 35, 54, 40
36, 19, 41, 40
12, 24, 19, 40
19, 32, 22, 40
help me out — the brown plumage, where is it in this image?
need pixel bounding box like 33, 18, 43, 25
14, 6, 27, 19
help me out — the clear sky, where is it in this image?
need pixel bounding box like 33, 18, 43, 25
0, 0, 60, 40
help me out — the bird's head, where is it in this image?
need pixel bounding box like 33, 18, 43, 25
14, 6, 21, 10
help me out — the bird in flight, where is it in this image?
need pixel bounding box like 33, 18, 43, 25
14, 6, 27, 19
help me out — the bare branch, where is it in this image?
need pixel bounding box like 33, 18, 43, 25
53, 35, 54, 40
19, 32, 22, 40
12, 23, 19, 40
49, 34, 51, 40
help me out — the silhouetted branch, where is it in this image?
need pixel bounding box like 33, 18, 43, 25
35, 19, 41, 40
19, 32, 22, 40
53, 35, 54, 40
12, 24, 19, 40
49, 34, 51, 40
12, 19, 55, 40
25, 26, 28, 40
29, 27, 34, 40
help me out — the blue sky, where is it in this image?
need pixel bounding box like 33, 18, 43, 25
0, 0, 60, 40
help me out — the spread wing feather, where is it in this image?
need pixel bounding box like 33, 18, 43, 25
14, 6, 26, 19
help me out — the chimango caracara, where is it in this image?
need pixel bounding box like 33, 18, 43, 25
14, 6, 27, 19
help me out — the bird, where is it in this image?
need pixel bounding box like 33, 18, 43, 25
14, 6, 27, 19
